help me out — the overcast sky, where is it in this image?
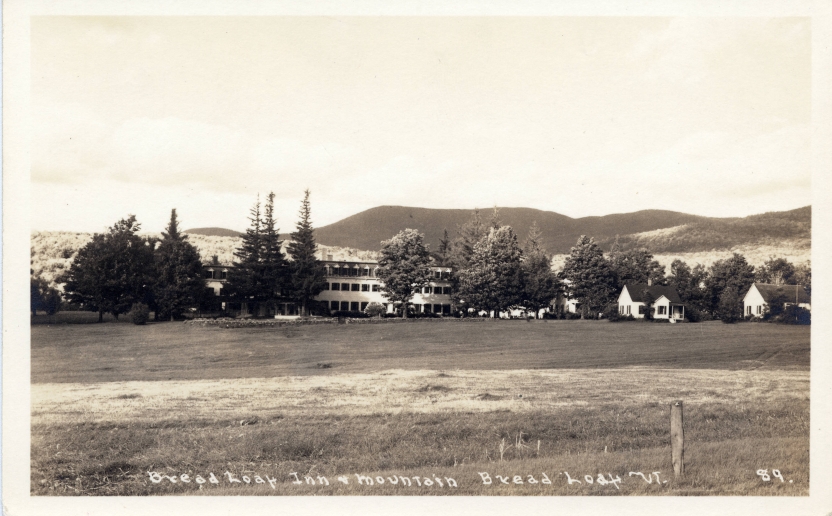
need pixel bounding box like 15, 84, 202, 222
31, 16, 811, 234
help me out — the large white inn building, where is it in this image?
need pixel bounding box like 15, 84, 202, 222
204, 255, 454, 316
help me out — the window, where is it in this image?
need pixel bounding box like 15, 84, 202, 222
363, 268, 370, 277
638, 305, 646, 315
443, 287, 451, 295
350, 267, 358, 277
757, 305, 762, 314
351, 284, 360, 291
620, 305, 624, 314
746, 306, 751, 315
360, 302, 368, 311
204, 270, 214, 279
350, 302, 360, 311
372, 284, 380, 292
442, 304, 451, 315
434, 304, 442, 313
658, 306, 667, 315
220, 270, 228, 280
413, 304, 421, 312
330, 301, 339, 310
626, 306, 631, 315
340, 301, 349, 311
332, 266, 340, 276
424, 286, 432, 294
331, 283, 340, 291
424, 304, 432, 313
435, 271, 441, 279
361, 284, 369, 292
341, 283, 349, 291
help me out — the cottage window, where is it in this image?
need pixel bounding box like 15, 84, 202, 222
220, 270, 228, 280
658, 306, 667, 315
757, 305, 762, 315
638, 305, 646, 315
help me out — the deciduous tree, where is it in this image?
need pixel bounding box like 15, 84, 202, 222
63, 215, 156, 322
705, 253, 755, 317
521, 222, 559, 317
458, 226, 525, 316
377, 229, 433, 318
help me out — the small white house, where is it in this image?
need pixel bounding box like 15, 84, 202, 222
618, 284, 685, 320
742, 283, 811, 317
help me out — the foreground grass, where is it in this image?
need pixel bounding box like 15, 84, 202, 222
31, 404, 808, 496
31, 320, 809, 383
31, 369, 809, 496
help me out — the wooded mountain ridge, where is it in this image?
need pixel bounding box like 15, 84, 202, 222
300, 205, 810, 255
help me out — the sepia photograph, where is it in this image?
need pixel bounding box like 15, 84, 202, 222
4, 1, 832, 515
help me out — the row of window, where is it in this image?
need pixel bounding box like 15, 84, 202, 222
328, 301, 452, 314
204, 270, 228, 280
746, 305, 763, 315
619, 304, 668, 315
323, 283, 452, 295
325, 267, 452, 279
325, 283, 381, 292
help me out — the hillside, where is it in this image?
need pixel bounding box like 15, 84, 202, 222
183, 227, 243, 237
312, 205, 809, 254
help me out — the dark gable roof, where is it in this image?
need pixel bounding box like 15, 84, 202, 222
751, 283, 810, 304
623, 284, 683, 304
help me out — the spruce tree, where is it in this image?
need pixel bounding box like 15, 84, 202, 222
561, 235, 618, 318
450, 209, 484, 269
458, 226, 525, 316
287, 190, 327, 316
154, 209, 205, 321
260, 192, 289, 311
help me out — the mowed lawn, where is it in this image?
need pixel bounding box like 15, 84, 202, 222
31, 319, 809, 383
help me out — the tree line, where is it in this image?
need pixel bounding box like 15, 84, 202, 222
34, 190, 328, 322
374, 208, 811, 322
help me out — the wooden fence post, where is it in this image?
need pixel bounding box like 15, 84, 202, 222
670, 400, 684, 478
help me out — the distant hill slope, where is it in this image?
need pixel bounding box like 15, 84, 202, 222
313, 206, 725, 253
597, 206, 811, 253
184, 227, 243, 237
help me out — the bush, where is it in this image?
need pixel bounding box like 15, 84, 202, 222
128, 303, 150, 325
773, 305, 811, 325
682, 305, 708, 323
364, 302, 386, 318
330, 310, 368, 319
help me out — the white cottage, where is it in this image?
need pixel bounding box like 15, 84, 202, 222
742, 283, 811, 317
618, 284, 685, 320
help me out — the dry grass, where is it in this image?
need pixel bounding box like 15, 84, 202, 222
32, 368, 808, 426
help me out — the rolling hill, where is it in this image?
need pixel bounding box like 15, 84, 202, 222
311, 206, 727, 253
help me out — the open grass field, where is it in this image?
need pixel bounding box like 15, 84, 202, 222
30, 319, 810, 496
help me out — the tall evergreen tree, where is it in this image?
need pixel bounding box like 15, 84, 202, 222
450, 209, 484, 269
437, 228, 452, 266
154, 209, 205, 321
287, 190, 327, 316
227, 193, 289, 316
63, 215, 156, 322
561, 235, 618, 318
377, 229, 433, 318
521, 222, 559, 317
260, 192, 289, 310
458, 226, 525, 316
